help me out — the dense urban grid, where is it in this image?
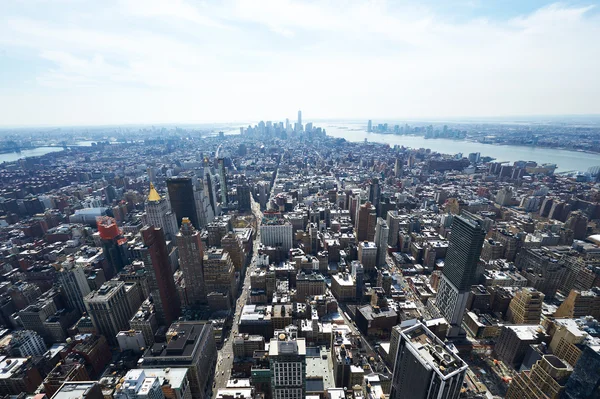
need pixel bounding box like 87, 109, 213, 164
0, 113, 599, 399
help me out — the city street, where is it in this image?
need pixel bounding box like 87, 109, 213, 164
212, 198, 263, 397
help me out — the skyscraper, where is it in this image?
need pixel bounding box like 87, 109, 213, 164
374, 217, 389, 267
203, 248, 236, 310
167, 177, 199, 228
143, 183, 179, 240
97, 216, 129, 278
356, 201, 377, 242
140, 226, 180, 325
367, 119, 372, 133
84, 281, 135, 345
506, 355, 572, 399
270, 333, 306, 399
56, 259, 91, 314
298, 110, 302, 126
218, 158, 228, 206
390, 322, 467, 399
435, 214, 486, 337
368, 178, 381, 211
177, 218, 207, 308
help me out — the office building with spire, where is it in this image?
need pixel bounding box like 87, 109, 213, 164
143, 183, 179, 240
434, 214, 486, 337
177, 218, 207, 307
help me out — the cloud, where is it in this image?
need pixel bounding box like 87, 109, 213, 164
0, 1, 599, 125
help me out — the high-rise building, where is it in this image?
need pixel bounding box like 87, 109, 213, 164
221, 232, 247, 272
194, 177, 215, 228
298, 110, 302, 126
357, 241, 377, 272
356, 202, 377, 242
143, 183, 179, 240
368, 178, 381, 211
563, 345, 600, 399
260, 218, 293, 253
140, 226, 180, 325
435, 214, 486, 337
506, 355, 572, 399
367, 120, 372, 133
269, 333, 306, 399
140, 321, 217, 399
507, 287, 544, 324
56, 258, 91, 314
177, 218, 207, 307
203, 248, 236, 310
390, 322, 467, 399
218, 158, 228, 206
386, 210, 402, 248
84, 281, 136, 345
237, 182, 252, 212
167, 177, 199, 228
97, 216, 129, 278
7, 330, 46, 357
374, 217, 389, 267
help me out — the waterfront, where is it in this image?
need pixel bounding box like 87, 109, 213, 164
324, 123, 600, 173
0, 147, 63, 163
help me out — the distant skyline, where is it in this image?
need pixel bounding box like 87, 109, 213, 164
1, 0, 600, 126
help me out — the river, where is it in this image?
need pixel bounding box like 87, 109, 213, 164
323, 123, 600, 173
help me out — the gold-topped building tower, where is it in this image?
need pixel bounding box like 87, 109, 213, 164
142, 183, 179, 240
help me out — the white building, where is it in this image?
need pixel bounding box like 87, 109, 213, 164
260, 219, 293, 253
8, 330, 46, 357
115, 369, 165, 399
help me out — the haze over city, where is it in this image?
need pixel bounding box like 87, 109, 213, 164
1, 0, 600, 126
2, 2, 600, 399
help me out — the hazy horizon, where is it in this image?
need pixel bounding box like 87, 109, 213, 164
1, 1, 600, 126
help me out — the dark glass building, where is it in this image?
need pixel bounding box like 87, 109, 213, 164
167, 177, 199, 228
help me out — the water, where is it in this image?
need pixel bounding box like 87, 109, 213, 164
0, 147, 63, 163
324, 123, 600, 173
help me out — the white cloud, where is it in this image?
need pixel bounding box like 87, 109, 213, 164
0, 0, 599, 125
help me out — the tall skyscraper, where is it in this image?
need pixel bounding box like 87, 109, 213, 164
203, 248, 236, 310
218, 158, 228, 206
56, 259, 91, 314
270, 333, 306, 399
140, 321, 217, 399
374, 217, 389, 267
97, 216, 129, 279
167, 177, 199, 228
435, 214, 486, 337
177, 218, 207, 308
506, 354, 572, 399
367, 119, 372, 132
386, 210, 402, 248
390, 322, 467, 399
84, 281, 135, 345
356, 201, 377, 242
140, 226, 180, 325
297, 110, 302, 126
193, 176, 214, 228
368, 178, 381, 210
237, 181, 251, 212
143, 183, 179, 240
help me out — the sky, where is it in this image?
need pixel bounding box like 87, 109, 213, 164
0, 0, 599, 126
